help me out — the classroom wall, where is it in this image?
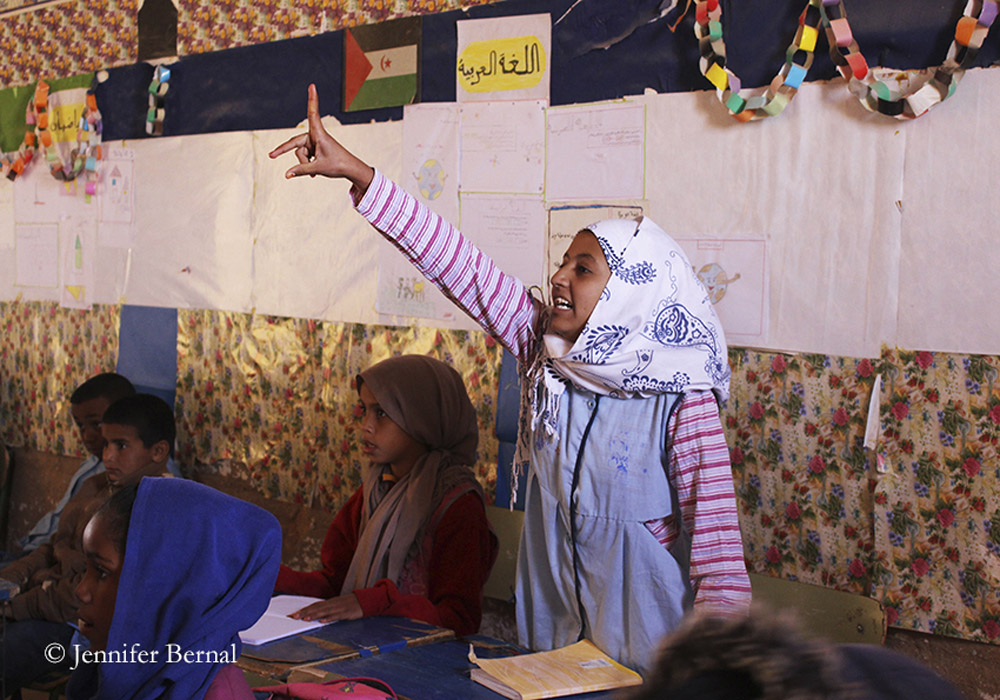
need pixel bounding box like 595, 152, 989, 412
2, 0, 1000, 647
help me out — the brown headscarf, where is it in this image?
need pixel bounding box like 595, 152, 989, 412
339, 354, 485, 593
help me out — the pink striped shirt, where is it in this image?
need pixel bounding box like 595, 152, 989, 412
355, 170, 751, 614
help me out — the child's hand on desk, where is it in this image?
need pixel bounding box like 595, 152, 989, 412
290, 593, 363, 623
269, 83, 375, 194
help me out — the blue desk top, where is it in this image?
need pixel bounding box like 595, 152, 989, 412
313, 635, 619, 700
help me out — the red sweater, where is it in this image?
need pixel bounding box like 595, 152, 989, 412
275, 487, 496, 636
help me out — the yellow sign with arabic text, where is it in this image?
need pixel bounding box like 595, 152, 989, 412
457, 35, 546, 93
49, 100, 86, 143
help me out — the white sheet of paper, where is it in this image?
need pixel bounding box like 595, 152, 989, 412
547, 204, 644, 280
0, 181, 13, 249
460, 100, 545, 194
239, 595, 335, 646
59, 217, 96, 309
15, 223, 59, 288
456, 14, 551, 103
98, 146, 136, 248
402, 103, 461, 227
640, 85, 903, 358
13, 168, 94, 224
253, 119, 404, 324
546, 102, 645, 201
124, 131, 254, 311
675, 238, 768, 343
895, 68, 1000, 353
460, 193, 546, 288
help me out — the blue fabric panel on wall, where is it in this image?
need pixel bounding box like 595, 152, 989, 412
116, 305, 178, 408
494, 348, 526, 510
98, 0, 1000, 141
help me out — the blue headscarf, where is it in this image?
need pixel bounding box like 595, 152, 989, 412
67, 477, 281, 700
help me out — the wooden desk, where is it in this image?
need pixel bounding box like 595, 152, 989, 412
296, 635, 619, 700
237, 616, 453, 681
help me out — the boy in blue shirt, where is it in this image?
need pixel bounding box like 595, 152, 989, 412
0, 393, 178, 692
17, 373, 136, 554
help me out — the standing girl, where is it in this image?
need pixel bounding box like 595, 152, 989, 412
271, 85, 750, 675
275, 354, 499, 637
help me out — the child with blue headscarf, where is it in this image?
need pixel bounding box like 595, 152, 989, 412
271, 85, 751, 676
68, 478, 281, 700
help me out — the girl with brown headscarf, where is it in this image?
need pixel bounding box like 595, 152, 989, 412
274, 355, 498, 636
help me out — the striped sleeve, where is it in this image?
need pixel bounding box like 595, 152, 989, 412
647, 390, 752, 614
353, 171, 537, 364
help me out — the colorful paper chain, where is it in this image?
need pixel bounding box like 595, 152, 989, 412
695, 0, 998, 121
146, 65, 170, 136
694, 0, 822, 121
2, 79, 102, 189
819, 0, 997, 119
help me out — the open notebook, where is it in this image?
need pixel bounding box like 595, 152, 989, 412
239, 595, 336, 646
469, 639, 642, 699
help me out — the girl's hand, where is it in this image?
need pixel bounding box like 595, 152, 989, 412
289, 593, 363, 623
269, 84, 375, 193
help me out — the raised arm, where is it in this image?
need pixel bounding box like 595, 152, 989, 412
273, 86, 539, 363
268, 84, 374, 193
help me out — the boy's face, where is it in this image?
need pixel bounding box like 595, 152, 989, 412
549, 230, 611, 343
76, 513, 122, 652
71, 397, 112, 458
101, 423, 168, 487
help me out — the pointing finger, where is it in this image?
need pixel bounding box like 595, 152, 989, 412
269, 132, 309, 159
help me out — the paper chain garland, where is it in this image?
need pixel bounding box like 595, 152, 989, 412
694, 0, 823, 121
146, 65, 170, 136
2, 78, 103, 193
695, 0, 999, 121
823, 0, 997, 118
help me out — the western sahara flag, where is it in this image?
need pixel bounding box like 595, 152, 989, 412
344, 16, 421, 112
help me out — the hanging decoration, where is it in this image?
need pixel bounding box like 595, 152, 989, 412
696, 0, 998, 122
146, 64, 171, 136
2, 78, 102, 186
1, 84, 42, 181
693, 0, 821, 121
818, 0, 998, 119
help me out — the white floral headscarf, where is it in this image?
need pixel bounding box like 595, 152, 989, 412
522, 216, 730, 453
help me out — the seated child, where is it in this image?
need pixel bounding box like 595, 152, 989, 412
628, 610, 967, 700
17, 372, 136, 554
0, 393, 177, 690
275, 354, 499, 636
18, 373, 181, 555
68, 477, 281, 700
271, 86, 750, 674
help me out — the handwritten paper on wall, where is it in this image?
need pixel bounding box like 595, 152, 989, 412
15, 224, 58, 288
546, 102, 645, 201
459, 100, 545, 194
456, 13, 550, 103
461, 194, 546, 289
675, 238, 769, 344
98, 146, 136, 248
59, 217, 95, 309
402, 103, 460, 227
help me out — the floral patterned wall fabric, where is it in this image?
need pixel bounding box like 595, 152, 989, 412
0, 0, 137, 89
724, 349, 877, 595
0, 301, 120, 456
0, 0, 501, 90
179, 0, 498, 56
725, 346, 1000, 645
872, 349, 1000, 644
175, 309, 502, 510
5, 297, 1000, 644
